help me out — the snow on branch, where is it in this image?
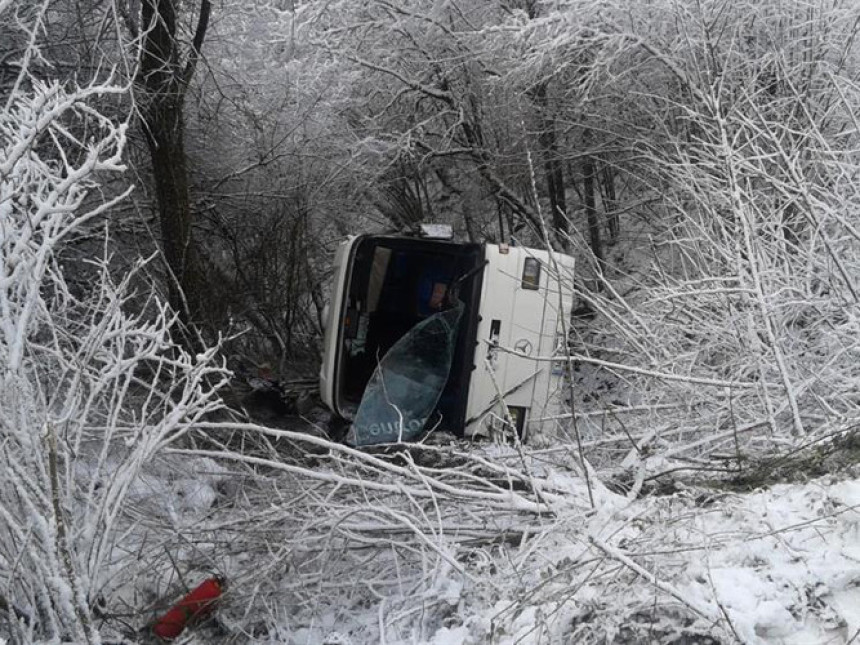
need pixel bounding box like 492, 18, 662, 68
0, 8, 229, 643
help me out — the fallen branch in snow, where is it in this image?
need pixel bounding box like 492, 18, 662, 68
168, 421, 592, 514
496, 343, 762, 389
586, 534, 721, 626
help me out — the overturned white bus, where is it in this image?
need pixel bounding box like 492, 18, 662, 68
319, 233, 575, 443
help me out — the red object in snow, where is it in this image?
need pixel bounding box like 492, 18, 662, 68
152, 577, 223, 640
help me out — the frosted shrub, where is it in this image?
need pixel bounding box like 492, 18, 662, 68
0, 40, 228, 645
565, 9, 860, 482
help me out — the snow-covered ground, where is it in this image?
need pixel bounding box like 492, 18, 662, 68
93, 443, 859, 645
453, 471, 860, 645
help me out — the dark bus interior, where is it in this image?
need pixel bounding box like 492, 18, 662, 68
335, 236, 485, 434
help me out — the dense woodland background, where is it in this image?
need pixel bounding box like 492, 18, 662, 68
3, 1, 860, 643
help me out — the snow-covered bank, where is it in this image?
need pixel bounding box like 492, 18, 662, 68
90, 445, 859, 645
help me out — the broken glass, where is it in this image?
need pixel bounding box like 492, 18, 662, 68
347, 301, 464, 446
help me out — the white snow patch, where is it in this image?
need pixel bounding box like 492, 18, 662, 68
429, 625, 469, 645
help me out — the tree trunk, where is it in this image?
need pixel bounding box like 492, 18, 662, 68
532, 83, 568, 236
138, 0, 210, 331
583, 153, 604, 269
601, 161, 619, 244
143, 99, 199, 322
524, 1, 567, 238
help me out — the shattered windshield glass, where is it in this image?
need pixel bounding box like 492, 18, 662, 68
347, 301, 464, 446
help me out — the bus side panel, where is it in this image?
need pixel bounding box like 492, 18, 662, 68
464, 245, 574, 440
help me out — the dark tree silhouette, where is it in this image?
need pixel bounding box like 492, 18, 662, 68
137, 0, 210, 331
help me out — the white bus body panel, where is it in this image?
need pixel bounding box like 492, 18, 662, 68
463, 245, 575, 439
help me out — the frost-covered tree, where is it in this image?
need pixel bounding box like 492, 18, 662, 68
292, 0, 551, 241
173, 3, 342, 364
0, 3, 228, 642
544, 0, 860, 478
